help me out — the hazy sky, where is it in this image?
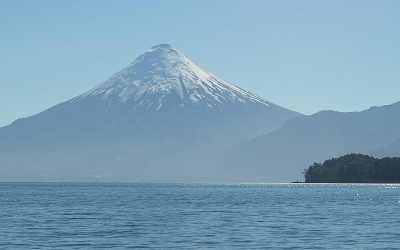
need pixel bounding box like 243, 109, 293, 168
1, 0, 399, 127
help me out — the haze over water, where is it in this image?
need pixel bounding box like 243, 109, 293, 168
1, 183, 399, 249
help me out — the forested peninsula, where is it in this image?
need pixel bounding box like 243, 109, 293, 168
303, 154, 400, 183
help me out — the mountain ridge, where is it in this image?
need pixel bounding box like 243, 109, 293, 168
223, 100, 400, 182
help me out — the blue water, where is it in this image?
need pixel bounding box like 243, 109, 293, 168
0, 183, 399, 249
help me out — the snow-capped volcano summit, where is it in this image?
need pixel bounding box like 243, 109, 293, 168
0, 44, 302, 182
73, 44, 270, 111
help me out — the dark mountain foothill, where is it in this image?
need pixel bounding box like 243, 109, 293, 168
303, 154, 400, 183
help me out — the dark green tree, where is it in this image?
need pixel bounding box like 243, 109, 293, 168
304, 154, 400, 183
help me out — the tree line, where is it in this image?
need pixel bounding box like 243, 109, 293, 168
303, 154, 400, 183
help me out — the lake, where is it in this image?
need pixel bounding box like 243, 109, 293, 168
0, 183, 399, 249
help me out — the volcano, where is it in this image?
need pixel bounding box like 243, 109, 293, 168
0, 44, 302, 182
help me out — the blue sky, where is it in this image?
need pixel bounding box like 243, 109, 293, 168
1, 0, 399, 127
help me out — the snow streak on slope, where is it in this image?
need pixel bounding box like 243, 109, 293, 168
71, 44, 271, 111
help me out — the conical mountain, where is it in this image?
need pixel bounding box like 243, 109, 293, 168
74, 44, 271, 111
0, 44, 302, 182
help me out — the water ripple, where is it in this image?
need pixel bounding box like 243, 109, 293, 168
0, 183, 399, 249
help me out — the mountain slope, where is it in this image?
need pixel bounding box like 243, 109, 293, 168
369, 138, 400, 158
0, 44, 301, 182
223, 101, 400, 182
73, 44, 271, 111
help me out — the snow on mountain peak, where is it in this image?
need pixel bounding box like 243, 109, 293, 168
72, 44, 271, 111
